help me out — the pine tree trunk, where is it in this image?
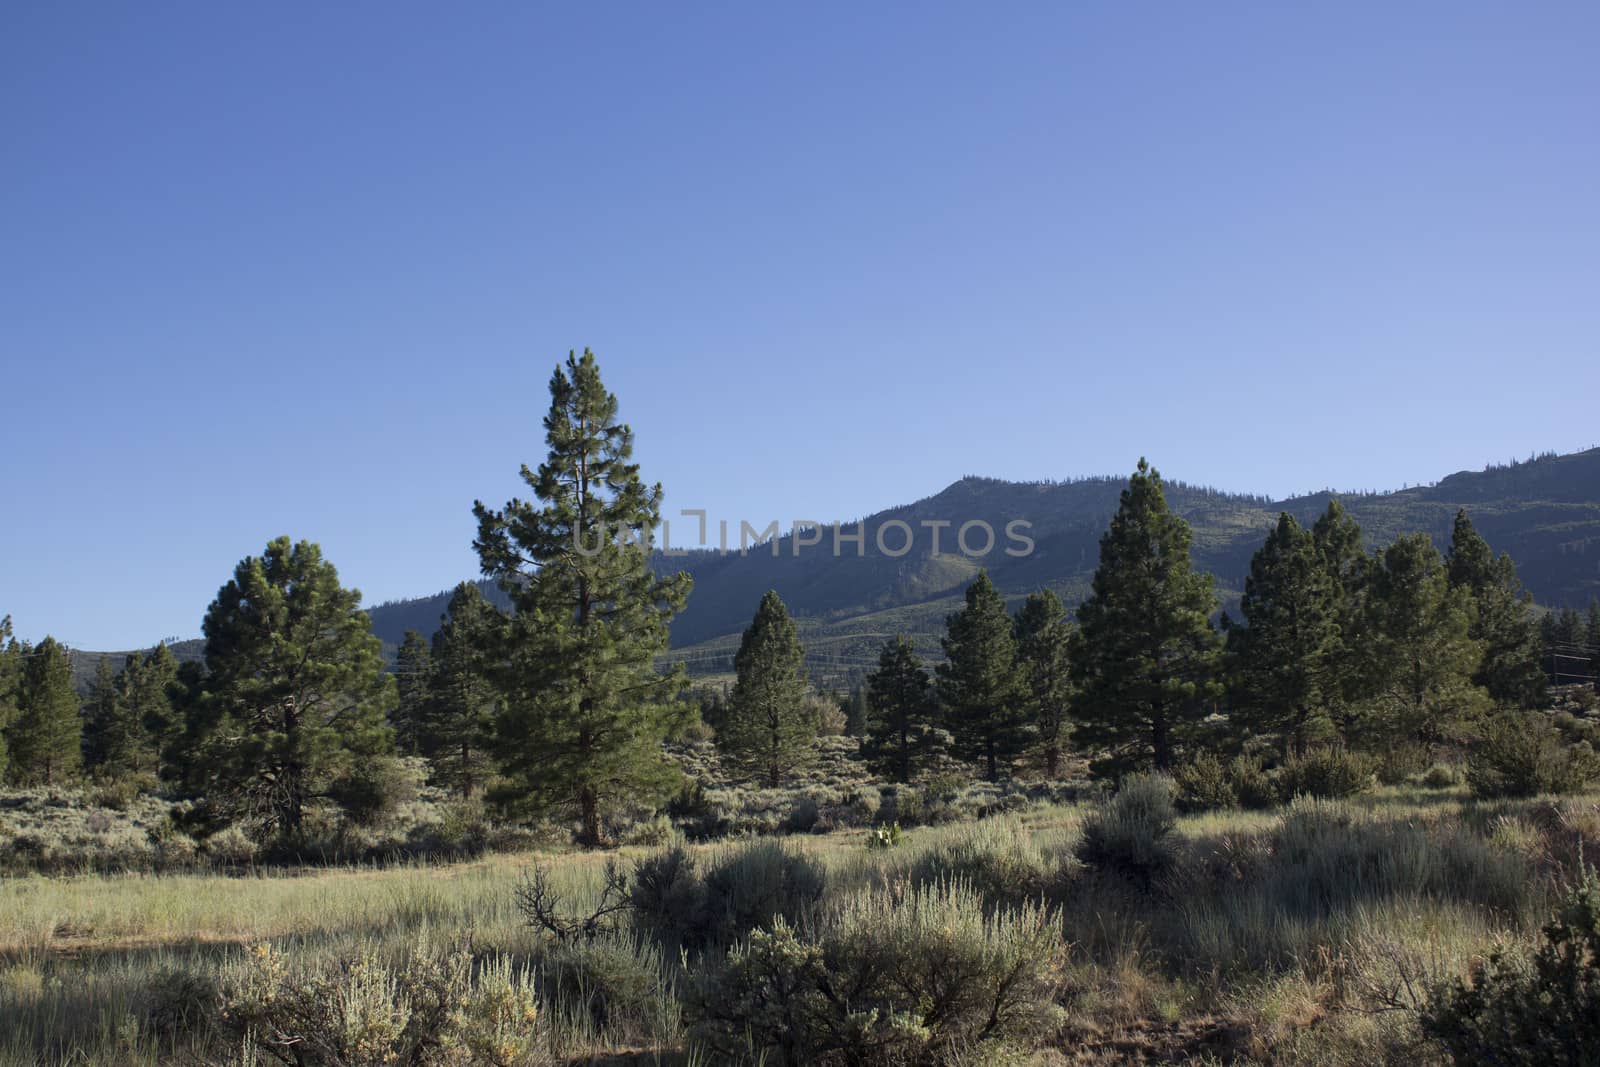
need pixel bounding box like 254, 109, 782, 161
579, 787, 601, 848
1152, 717, 1171, 771
1044, 745, 1060, 779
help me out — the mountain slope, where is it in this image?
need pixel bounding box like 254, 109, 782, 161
71, 449, 1600, 690
358, 449, 1600, 684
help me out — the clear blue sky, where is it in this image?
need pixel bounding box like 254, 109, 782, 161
3, 2, 1597, 649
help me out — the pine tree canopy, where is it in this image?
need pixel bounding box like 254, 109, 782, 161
473, 349, 692, 846
937, 570, 1027, 781
0, 615, 17, 780
11, 636, 82, 785
392, 630, 433, 757
1446, 509, 1546, 708
1013, 590, 1073, 778
721, 590, 814, 786
423, 582, 504, 798
1070, 460, 1220, 776
1363, 533, 1487, 746
190, 537, 396, 841
861, 634, 943, 783
1227, 513, 1342, 756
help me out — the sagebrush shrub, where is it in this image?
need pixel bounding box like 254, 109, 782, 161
1468, 712, 1600, 799
700, 840, 827, 949
1173, 752, 1237, 813
689, 882, 1064, 1065
908, 818, 1051, 906
1276, 748, 1374, 800
1422, 763, 1459, 789
628, 840, 826, 953
1423, 865, 1600, 1065
216, 937, 549, 1066
538, 929, 672, 1042
1228, 755, 1278, 810
1075, 773, 1179, 887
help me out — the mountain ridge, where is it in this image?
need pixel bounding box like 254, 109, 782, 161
69, 448, 1600, 688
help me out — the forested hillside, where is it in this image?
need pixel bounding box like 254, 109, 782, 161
351, 448, 1600, 680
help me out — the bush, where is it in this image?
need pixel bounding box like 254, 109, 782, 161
1075, 772, 1179, 887
1422, 763, 1459, 789
216, 937, 549, 1066
539, 929, 672, 1042
1423, 865, 1600, 1065
139, 966, 220, 1042
327, 754, 423, 828
908, 818, 1051, 906
1228, 755, 1279, 810
1374, 744, 1431, 786
1276, 748, 1375, 800
1174, 752, 1237, 813
700, 840, 827, 950
1269, 797, 1532, 920
865, 822, 903, 851
628, 840, 827, 954
1468, 712, 1600, 799
689, 883, 1065, 1065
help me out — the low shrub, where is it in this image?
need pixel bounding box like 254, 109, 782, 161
1423, 865, 1600, 1065
1228, 755, 1279, 810
216, 937, 549, 1066
1269, 797, 1532, 920
139, 966, 221, 1043
865, 821, 903, 851
700, 840, 828, 950
628, 840, 827, 954
688, 882, 1065, 1065
539, 929, 673, 1042
1374, 743, 1431, 786
1468, 712, 1600, 799
1173, 752, 1237, 813
1422, 763, 1459, 789
1276, 748, 1375, 800
908, 818, 1052, 906
1075, 773, 1179, 888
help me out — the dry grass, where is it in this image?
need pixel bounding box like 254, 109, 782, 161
1, 784, 1594, 1065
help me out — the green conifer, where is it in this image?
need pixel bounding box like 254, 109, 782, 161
861, 635, 943, 783
721, 591, 814, 786
1070, 461, 1220, 775
1013, 590, 1074, 778
11, 636, 82, 785
473, 349, 691, 845
1446, 509, 1546, 708
937, 571, 1027, 781
1227, 513, 1342, 756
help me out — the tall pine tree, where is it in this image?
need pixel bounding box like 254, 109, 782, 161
0, 616, 18, 780
1013, 590, 1074, 778
1070, 461, 1220, 775
473, 349, 691, 846
1226, 513, 1342, 756
190, 538, 397, 841
1364, 533, 1486, 746
721, 591, 814, 786
392, 630, 432, 757
131, 645, 178, 778
861, 635, 943, 783
81, 657, 124, 773
11, 636, 82, 785
1312, 498, 1374, 721
937, 571, 1026, 781
1446, 509, 1545, 708
423, 582, 503, 798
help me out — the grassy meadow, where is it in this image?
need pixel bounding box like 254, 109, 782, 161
2, 777, 1594, 1065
